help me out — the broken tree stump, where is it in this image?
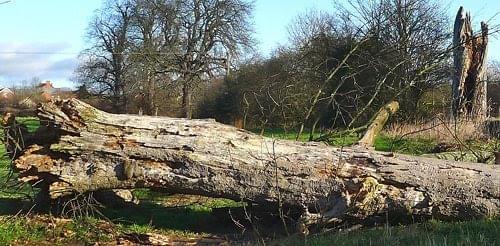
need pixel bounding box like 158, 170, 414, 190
358, 101, 399, 148
452, 7, 489, 118
5, 99, 500, 227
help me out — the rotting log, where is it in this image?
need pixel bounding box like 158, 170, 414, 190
5, 99, 500, 228
452, 7, 489, 118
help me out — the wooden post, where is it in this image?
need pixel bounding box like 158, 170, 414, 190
452, 7, 488, 118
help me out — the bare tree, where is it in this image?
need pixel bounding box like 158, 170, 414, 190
165, 0, 254, 118
77, 0, 254, 118
220, 0, 452, 142
341, 0, 451, 116
128, 0, 164, 115
76, 0, 134, 113
487, 60, 500, 117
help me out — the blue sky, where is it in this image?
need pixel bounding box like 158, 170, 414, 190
0, 0, 499, 88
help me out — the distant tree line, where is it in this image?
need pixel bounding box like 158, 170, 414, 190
200, 0, 451, 131
76, 0, 498, 132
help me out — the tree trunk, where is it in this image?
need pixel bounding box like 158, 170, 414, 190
452, 7, 488, 118
181, 83, 192, 119
7, 99, 500, 228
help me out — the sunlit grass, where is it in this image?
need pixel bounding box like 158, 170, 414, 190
256, 128, 438, 155
0, 117, 40, 200
273, 219, 500, 246
374, 135, 437, 155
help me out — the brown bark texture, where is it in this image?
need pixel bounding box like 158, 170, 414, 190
452, 7, 488, 118
5, 99, 500, 226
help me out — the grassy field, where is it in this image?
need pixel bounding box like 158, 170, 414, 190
257, 128, 437, 155
274, 219, 500, 246
0, 120, 498, 244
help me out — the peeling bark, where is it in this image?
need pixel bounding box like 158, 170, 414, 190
6, 99, 500, 227
452, 7, 488, 118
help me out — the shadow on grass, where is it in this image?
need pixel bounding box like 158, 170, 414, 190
102, 201, 237, 234
0, 198, 34, 215
101, 195, 294, 239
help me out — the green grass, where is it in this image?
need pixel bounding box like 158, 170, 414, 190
257, 128, 437, 155
0, 144, 32, 200
0, 217, 47, 244
256, 128, 361, 147
0, 117, 40, 200
16, 117, 40, 133
374, 135, 437, 155
0, 216, 114, 245
102, 194, 242, 234
255, 128, 322, 142
274, 219, 500, 246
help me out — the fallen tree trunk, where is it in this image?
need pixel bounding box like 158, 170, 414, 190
6, 99, 500, 228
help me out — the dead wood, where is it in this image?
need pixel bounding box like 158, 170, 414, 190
357, 101, 399, 148
452, 7, 489, 118
5, 99, 500, 228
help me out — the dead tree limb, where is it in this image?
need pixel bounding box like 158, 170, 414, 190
6, 99, 500, 227
314, 101, 399, 143
357, 101, 399, 148
452, 7, 489, 118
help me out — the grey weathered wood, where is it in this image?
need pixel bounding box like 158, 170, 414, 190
452, 7, 489, 118
8, 99, 500, 227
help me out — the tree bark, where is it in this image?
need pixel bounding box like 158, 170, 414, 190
7, 99, 500, 227
452, 7, 488, 118
181, 82, 192, 119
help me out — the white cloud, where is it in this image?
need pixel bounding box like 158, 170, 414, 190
0, 42, 78, 87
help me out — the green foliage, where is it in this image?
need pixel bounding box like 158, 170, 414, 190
273, 219, 500, 246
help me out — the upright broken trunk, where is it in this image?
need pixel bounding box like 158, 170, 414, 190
6, 99, 500, 228
452, 7, 488, 118
358, 101, 399, 148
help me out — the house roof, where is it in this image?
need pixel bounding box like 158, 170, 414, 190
0, 88, 14, 95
